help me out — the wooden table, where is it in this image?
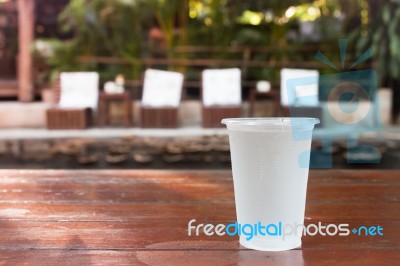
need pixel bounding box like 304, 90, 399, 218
98, 92, 132, 127
0, 170, 399, 265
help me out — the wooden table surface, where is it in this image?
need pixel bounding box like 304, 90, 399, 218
0, 169, 399, 265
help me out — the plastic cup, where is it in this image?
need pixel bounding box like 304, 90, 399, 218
221, 117, 319, 251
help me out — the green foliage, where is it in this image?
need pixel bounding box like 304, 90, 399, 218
146, 0, 189, 72
356, 0, 400, 82
35, 0, 151, 81
36, 0, 190, 76
34, 0, 349, 83
32, 39, 80, 83
234, 28, 263, 46
227, 0, 312, 17
58, 0, 148, 58
146, 0, 183, 50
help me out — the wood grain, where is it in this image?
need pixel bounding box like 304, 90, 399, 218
0, 169, 399, 265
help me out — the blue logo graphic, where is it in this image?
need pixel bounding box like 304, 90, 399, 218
286, 39, 381, 168
188, 219, 384, 240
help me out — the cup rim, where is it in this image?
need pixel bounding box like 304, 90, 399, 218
221, 117, 320, 131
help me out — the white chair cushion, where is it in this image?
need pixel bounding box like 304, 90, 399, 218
202, 68, 241, 107
141, 69, 184, 108
59, 72, 99, 109
281, 68, 319, 107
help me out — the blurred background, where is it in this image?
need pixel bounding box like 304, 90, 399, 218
0, 0, 399, 170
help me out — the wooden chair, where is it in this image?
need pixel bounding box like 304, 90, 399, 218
46, 72, 99, 129
201, 68, 242, 128
140, 69, 184, 128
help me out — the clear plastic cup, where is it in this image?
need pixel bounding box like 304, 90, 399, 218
221, 117, 319, 251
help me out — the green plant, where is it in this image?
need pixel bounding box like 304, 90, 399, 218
356, 0, 400, 81
355, 0, 400, 123
32, 39, 81, 83
57, 0, 149, 79
146, 0, 187, 55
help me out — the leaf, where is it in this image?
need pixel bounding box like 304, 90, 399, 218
395, 5, 400, 19
382, 5, 391, 25
371, 27, 383, 47
390, 57, 400, 77
390, 35, 400, 57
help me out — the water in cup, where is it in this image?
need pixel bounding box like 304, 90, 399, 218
222, 118, 319, 251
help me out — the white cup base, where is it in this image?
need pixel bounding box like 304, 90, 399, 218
240, 238, 301, 251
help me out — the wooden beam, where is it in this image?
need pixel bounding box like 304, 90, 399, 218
77, 56, 371, 69
17, 0, 35, 102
